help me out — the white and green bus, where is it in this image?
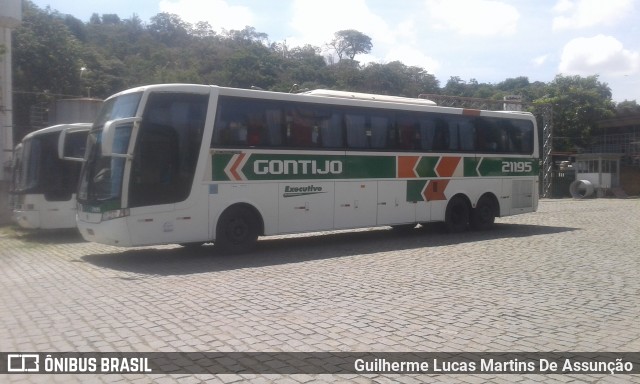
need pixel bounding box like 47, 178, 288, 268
76, 84, 539, 251
11, 123, 91, 229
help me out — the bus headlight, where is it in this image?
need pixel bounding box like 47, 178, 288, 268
101, 208, 130, 221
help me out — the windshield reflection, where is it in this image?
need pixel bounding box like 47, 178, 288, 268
78, 92, 142, 205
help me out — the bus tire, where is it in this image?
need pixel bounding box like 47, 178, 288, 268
444, 196, 469, 233
215, 205, 259, 253
471, 195, 497, 231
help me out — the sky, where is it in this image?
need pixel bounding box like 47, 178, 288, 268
31, 0, 640, 102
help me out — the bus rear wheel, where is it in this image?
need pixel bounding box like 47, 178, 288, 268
215, 206, 259, 253
444, 196, 469, 233
471, 195, 497, 231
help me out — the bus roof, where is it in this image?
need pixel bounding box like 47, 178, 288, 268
303, 89, 437, 106
108, 84, 535, 121
21, 123, 93, 142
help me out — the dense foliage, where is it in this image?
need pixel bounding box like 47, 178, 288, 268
8, 0, 633, 151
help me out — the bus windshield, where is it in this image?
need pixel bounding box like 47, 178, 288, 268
78, 91, 209, 208
94, 92, 143, 127
78, 92, 142, 205
14, 132, 83, 201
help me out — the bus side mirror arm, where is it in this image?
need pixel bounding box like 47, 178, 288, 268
102, 117, 141, 157
101, 120, 116, 156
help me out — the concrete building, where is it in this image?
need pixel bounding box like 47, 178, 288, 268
0, 0, 22, 224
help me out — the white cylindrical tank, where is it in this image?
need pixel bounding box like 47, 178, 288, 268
0, 0, 22, 28
50, 98, 103, 124
570, 180, 595, 199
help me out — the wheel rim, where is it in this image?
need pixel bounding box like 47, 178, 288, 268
227, 217, 249, 243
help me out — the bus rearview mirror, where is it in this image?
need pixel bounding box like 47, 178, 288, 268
58, 123, 92, 162
101, 117, 140, 157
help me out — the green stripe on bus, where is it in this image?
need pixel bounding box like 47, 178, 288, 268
465, 157, 540, 177
406, 180, 428, 202
344, 155, 396, 179
415, 157, 439, 178
212, 153, 235, 181
211, 153, 539, 181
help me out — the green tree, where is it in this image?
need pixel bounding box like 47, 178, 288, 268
496, 77, 548, 102
329, 59, 364, 90
328, 29, 372, 61
443, 76, 473, 97
13, 1, 84, 137
272, 44, 330, 92
361, 61, 438, 96
615, 100, 640, 115
224, 26, 268, 45
535, 75, 615, 151
148, 13, 191, 46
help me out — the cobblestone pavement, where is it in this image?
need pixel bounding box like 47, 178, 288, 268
1, 198, 639, 383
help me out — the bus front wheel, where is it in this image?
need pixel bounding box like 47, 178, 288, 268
444, 196, 469, 233
215, 206, 259, 253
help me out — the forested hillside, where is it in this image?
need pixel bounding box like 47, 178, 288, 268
8, 1, 640, 150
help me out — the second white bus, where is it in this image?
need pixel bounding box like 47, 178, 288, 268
76, 84, 539, 251
11, 123, 92, 229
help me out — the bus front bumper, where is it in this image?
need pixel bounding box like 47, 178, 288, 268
13, 209, 40, 229
77, 215, 133, 247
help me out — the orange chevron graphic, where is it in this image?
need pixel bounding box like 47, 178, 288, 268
397, 156, 420, 178
424, 179, 450, 201
229, 153, 247, 181
435, 156, 461, 177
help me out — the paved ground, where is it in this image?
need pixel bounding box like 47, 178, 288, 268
1, 198, 639, 383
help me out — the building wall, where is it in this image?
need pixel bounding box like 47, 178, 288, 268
0, 0, 22, 225
621, 166, 640, 196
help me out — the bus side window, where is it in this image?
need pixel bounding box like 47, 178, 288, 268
370, 116, 388, 149
458, 118, 475, 152
346, 114, 367, 149
507, 120, 533, 154
213, 101, 248, 146
431, 119, 450, 151
475, 117, 499, 152
246, 113, 264, 146
419, 119, 434, 150
494, 121, 512, 153
396, 116, 418, 150
132, 93, 207, 208
265, 109, 283, 147
320, 112, 344, 149
520, 125, 533, 154
130, 125, 180, 207
287, 107, 318, 148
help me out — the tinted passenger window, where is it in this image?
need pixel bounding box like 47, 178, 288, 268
129, 92, 208, 207
286, 105, 342, 148
396, 115, 419, 150
210, 96, 535, 155
345, 111, 392, 150
419, 117, 449, 151
213, 97, 344, 149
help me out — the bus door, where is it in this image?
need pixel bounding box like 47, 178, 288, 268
115, 92, 209, 245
